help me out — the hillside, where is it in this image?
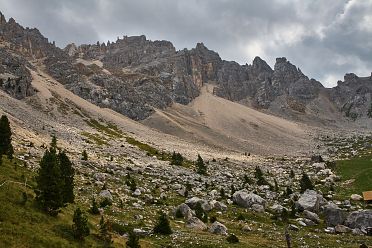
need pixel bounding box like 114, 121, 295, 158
143, 84, 312, 155
0, 9, 372, 248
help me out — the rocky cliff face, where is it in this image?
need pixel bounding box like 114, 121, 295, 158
330, 73, 372, 119
0, 11, 371, 121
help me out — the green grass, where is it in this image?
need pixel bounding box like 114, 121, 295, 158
0, 157, 120, 247
335, 155, 372, 199
125, 136, 194, 168
84, 119, 123, 138
81, 131, 108, 146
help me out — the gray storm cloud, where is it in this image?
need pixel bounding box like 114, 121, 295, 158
1, 0, 371, 87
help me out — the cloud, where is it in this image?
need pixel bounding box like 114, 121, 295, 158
0, 0, 371, 87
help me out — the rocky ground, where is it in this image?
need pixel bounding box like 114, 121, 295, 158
1, 73, 371, 246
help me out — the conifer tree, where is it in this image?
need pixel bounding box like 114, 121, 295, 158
254, 166, 269, 186
196, 154, 207, 175
195, 202, 208, 223
300, 172, 314, 193
50, 135, 57, 149
35, 147, 63, 216
82, 150, 88, 161
153, 211, 172, 235
171, 151, 183, 166
72, 208, 90, 240
0, 115, 14, 159
90, 197, 100, 215
59, 151, 75, 203
126, 229, 141, 248
99, 216, 113, 247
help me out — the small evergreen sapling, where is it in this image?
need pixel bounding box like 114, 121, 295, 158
300, 172, 314, 193
153, 211, 172, 235
90, 198, 100, 215
196, 154, 207, 175
82, 150, 88, 161
126, 229, 141, 248
0, 115, 14, 159
72, 208, 90, 240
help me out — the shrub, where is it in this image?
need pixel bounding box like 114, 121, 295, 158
72, 208, 90, 240
226, 234, 239, 243
126, 229, 141, 248
153, 211, 172, 235
300, 172, 314, 193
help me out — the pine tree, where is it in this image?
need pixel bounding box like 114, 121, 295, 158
171, 152, 183, 166
196, 154, 207, 175
50, 135, 57, 149
195, 202, 208, 223
72, 208, 90, 240
300, 172, 314, 193
153, 211, 172, 235
0, 115, 14, 159
126, 229, 141, 248
255, 166, 269, 186
99, 216, 112, 247
82, 150, 88, 161
90, 197, 100, 214
35, 148, 64, 216
59, 151, 75, 203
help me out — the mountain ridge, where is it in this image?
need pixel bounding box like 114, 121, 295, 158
0, 11, 371, 125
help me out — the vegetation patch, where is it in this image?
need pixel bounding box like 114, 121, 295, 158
335, 155, 372, 200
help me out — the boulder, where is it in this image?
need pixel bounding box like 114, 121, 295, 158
186, 197, 212, 211
98, 190, 113, 203
133, 189, 141, 196
232, 190, 266, 208
209, 221, 228, 235
323, 203, 346, 227
186, 217, 207, 231
242, 225, 252, 232
251, 204, 265, 213
133, 228, 149, 237
174, 203, 193, 219
303, 210, 320, 224
350, 194, 363, 201
297, 189, 326, 212
211, 200, 228, 211
335, 224, 351, 233
345, 210, 372, 230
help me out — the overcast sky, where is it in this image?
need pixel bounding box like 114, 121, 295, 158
1, 0, 371, 87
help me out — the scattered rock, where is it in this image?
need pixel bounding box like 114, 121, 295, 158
232, 190, 266, 208
324, 203, 346, 227
186, 217, 207, 231
303, 210, 320, 224
174, 203, 194, 219
242, 225, 252, 232
335, 224, 351, 233
345, 210, 372, 230
297, 189, 326, 212
350, 194, 363, 201
209, 221, 228, 235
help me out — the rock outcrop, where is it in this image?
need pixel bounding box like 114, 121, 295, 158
0, 11, 371, 122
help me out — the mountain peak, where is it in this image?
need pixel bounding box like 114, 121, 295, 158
0, 11, 5, 25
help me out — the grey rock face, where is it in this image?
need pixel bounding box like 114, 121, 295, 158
323, 203, 346, 227
209, 221, 228, 235
345, 210, 372, 230
232, 190, 266, 208
297, 189, 326, 212
0, 48, 34, 99
331, 73, 372, 119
